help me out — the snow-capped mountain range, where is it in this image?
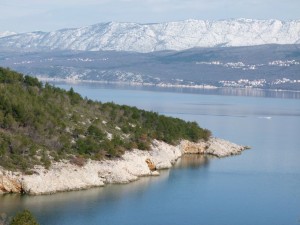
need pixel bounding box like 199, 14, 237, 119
1, 19, 300, 52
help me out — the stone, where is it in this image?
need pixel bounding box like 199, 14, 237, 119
145, 158, 156, 171
0, 175, 22, 193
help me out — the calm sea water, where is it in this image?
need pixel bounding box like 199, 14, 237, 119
1, 84, 300, 225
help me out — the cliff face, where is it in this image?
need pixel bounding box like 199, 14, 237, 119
0, 138, 247, 195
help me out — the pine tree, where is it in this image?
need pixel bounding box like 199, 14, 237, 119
10, 210, 39, 225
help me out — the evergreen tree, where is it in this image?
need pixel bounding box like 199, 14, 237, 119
10, 210, 39, 225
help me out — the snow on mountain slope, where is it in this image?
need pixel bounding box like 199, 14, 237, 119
0, 31, 16, 38
0, 19, 299, 52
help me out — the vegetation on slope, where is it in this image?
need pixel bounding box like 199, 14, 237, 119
0, 67, 211, 172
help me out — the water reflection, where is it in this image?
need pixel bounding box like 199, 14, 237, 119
0, 172, 169, 215
174, 155, 210, 169
217, 88, 300, 99
0, 155, 212, 219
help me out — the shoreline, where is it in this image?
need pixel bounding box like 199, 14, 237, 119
0, 137, 248, 195
36, 77, 300, 94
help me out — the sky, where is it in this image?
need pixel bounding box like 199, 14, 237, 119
1, 0, 300, 33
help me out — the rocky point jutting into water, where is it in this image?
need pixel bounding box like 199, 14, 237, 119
0, 68, 248, 195
0, 138, 248, 195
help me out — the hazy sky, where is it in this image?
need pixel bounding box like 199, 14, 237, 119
1, 0, 299, 32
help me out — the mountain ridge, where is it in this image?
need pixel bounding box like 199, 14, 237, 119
0, 31, 16, 38
1, 19, 300, 52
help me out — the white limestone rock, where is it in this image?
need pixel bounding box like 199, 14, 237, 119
205, 137, 246, 157
0, 137, 248, 195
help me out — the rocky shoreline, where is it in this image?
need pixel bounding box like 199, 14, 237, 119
0, 137, 248, 195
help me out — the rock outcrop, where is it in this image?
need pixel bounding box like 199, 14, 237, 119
205, 138, 246, 157
0, 172, 22, 194
180, 140, 208, 154
0, 138, 248, 195
145, 159, 156, 171
180, 138, 246, 157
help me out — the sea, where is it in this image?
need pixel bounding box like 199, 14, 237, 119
1, 83, 300, 225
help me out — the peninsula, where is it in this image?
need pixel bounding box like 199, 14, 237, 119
0, 67, 247, 195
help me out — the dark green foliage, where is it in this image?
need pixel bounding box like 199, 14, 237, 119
87, 125, 105, 139
75, 137, 100, 155
0, 67, 211, 172
24, 76, 42, 88
68, 87, 82, 104
9, 210, 39, 225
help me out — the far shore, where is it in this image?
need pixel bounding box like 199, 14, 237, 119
36, 77, 300, 96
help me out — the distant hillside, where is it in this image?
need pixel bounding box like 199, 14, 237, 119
1, 44, 300, 90
0, 67, 210, 172
0, 19, 299, 52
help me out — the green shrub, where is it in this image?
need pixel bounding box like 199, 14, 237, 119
87, 125, 105, 139
10, 209, 39, 225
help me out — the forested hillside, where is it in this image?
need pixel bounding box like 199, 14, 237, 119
0, 67, 211, 172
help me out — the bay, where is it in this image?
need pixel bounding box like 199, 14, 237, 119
1, 84, 300, 225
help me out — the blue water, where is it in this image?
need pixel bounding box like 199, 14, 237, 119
1, 84, 300, 225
